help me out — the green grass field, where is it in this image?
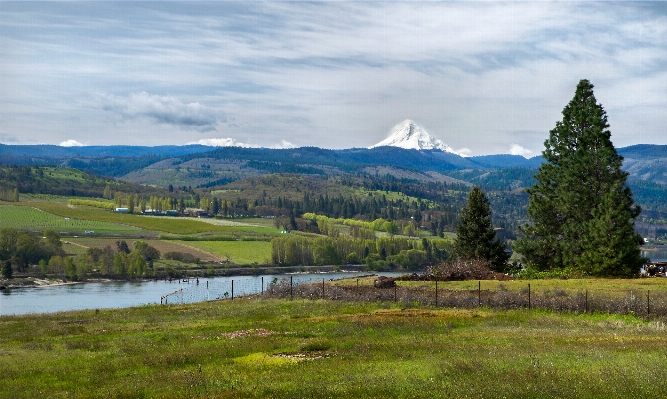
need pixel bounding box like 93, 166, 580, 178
183, 240, 271, 264
164, 215, 282, 235
0, 204, 140, 234
25, 201, 249, 235
66, 237, 223, 262
1, 299, 666, 398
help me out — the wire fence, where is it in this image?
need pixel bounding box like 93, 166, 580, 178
159, 274, 378, 305
160, 276, 667, 319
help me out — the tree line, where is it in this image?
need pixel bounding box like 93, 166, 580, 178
270, 235, 449, 270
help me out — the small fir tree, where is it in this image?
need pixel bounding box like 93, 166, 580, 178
454, 186, 509, 271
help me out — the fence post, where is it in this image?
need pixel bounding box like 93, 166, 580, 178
394, 284, 397, 302
290, 276, 293, 300
647, 290, 650, 316
261, 276, 264, 295
322, 278, 325, 298
435, 279, 438, 307
585, 289, 588, 314
528, 283, 531, 310
478, 281, 481, 307
231, 280, 234, 300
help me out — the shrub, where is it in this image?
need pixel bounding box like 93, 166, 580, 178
163, 251, 200, 264
428, 258, 495, 281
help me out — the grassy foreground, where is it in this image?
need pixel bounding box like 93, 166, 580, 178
2, 299, 667, 398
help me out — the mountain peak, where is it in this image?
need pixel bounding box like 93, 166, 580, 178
370, 120, 461, 155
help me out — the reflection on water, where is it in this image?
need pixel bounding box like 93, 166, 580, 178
642, 247, 667, 262
0, 272, 401, 316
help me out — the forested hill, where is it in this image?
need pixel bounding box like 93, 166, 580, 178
179, 146, 480, 173
0, 164, 173, 199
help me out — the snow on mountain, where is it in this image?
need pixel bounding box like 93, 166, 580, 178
370, 120, 463, 155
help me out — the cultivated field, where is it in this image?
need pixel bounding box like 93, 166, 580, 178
25, 200, 244, 235
0, 204, 140, 234
183, 240, 271, 264
66, 237, 223, 262
1, 299, 666, 398
154, 215, 281, 235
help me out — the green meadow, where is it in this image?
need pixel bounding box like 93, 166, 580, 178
182, 240, 271, 264
0, 205, 140, 234
1, 299, 666, 398
25, 201, 247, 235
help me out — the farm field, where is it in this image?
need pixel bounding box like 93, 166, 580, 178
1, 299, 666, 398
0, 204, 141, 235
66, 237, 222, 262
155, 215, 281, 235
183, 240, 271, 265
24, 200, 244, 235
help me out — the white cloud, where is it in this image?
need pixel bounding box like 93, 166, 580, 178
272, 140, 296, 149
1, 3, 666, 151
189, 137, 296, 149
101, 92, 224, 132
456, 148, 472, 157
509, 144, 533, 158
59, 139, 84, 147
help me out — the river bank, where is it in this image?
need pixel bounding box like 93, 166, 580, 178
0, 264, 379, 290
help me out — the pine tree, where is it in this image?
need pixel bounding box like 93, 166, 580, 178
514, 79, 644, 276
454, 186, 509, 271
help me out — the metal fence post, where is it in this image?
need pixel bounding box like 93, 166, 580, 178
435, 279, 438, 307
478, 281, 481, 307
528, 283, 531, 310
585, 289, 588, 314
290, 276, 293, 300
648, 290, 650, 316
394, 284, 397, 302
261, 276, 264, 294
231, 280, 234, 300
322, 278, 325, 298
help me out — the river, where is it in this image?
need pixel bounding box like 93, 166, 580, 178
4, 248, 666, 316
0, 272, 402, 316
642, 247, 667, 263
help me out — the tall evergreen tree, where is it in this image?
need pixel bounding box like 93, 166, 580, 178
454, 186, 509, 271
514, 79, 644, 276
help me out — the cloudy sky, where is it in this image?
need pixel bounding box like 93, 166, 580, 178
1, 1, 665, 156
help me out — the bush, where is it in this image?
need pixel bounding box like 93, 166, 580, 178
163, 251, 200, 264
428, 258, 495, 281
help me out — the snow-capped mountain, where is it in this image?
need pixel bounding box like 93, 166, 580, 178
370, 120, 461, 155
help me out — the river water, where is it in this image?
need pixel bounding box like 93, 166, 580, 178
642, 248, 667, 263
0, 272, 401, 316
3, 248, 666, 316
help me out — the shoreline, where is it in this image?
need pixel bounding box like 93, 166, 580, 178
0, 268, 386, 290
